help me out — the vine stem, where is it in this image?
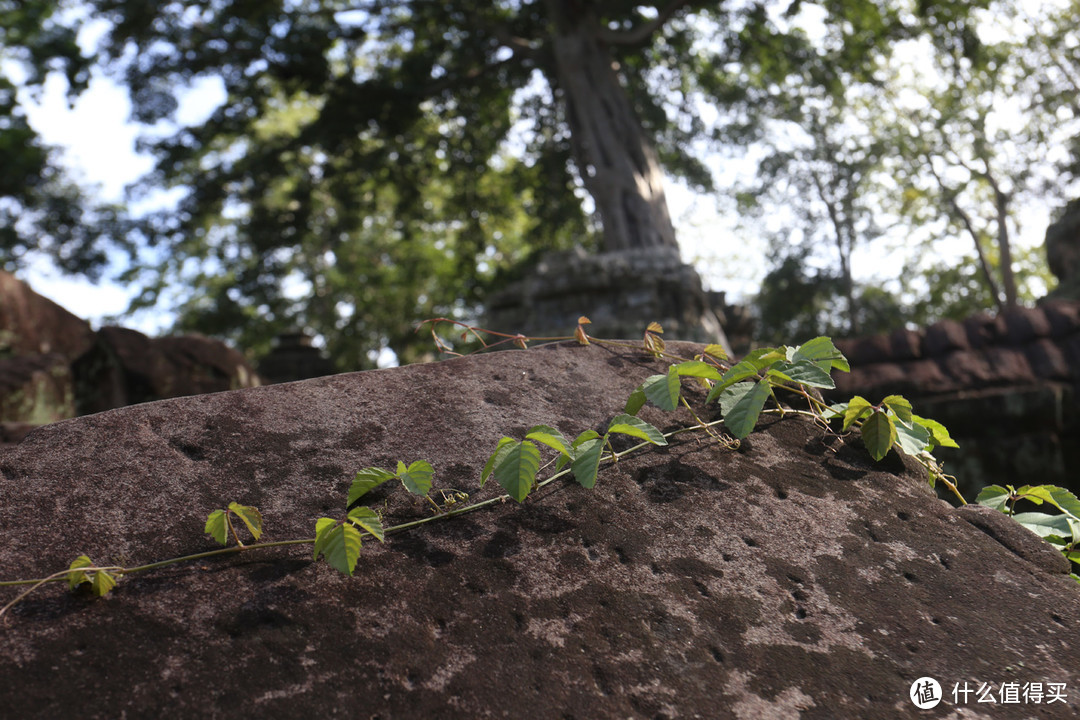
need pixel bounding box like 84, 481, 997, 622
0, 412, 725, 617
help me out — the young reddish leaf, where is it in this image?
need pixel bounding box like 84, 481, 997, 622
643, 330, 665, 356
577, 316, 591, 325
646, 321, 663, 334
574, 324, 590, 346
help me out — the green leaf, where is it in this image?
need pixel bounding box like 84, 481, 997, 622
313, 517, 338, 560
1016, 485, 1080, 521
481, 437, 517, 488
347, 506, 385, 542
624, 387, 647, 416
1009, 512, 1074, 539
842, 396, 873, 431
641, 366, 681, 411
894, 421, 931, 456
204, 509, 229, 546
912, 415, 959, 449
793, 336, 850, 373
607, 414, 668, 446
674, 360, 723, 381
720, 378, 771, 439
314, 523, 363, 576
399, 460, 434, 496
571, 437, 606, 489
975, 485, 1012, 512
557, 430, 601, 473
227, 503, 263, 541
861, 410, 897, 462
881, 395, 913, 426
822, 401, 847, 421
770, 359, 835, 389
91, 570, 117, 597
348, 467, 396, 505
525, 425, 572, 457
67, 555, 93, 591
493, 440, 541, 503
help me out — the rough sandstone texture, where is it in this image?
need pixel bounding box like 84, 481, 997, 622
2, 341, 1078, 719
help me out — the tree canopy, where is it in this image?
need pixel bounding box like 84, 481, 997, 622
3, 0, 1074, 363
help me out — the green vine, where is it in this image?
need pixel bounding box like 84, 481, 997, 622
3, 320, 1078, 619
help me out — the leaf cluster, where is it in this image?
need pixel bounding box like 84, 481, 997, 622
977, 484, 1080, 579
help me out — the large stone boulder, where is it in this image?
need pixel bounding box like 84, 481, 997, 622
72, 326, 261, 415
0, 270, 96, 361
1, 342, 1077, 718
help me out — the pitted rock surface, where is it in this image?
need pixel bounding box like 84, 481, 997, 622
1, 341, 1078, 719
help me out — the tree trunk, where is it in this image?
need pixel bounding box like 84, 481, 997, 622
546, 0, 678, 252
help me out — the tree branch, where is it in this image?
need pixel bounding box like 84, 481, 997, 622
927, 162, 1005, 313
597, 0, 692, 46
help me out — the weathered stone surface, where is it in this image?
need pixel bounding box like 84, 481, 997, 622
72, 326, 261, 415
0, 270, 96, 361
1045, 198, 1080, 301
485, 246, 731, 352
2, 342, 1078, 718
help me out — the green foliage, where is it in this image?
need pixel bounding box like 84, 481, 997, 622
66, 556, 117, 597
204, 503, 264, 547
977, 485, 1080, 579
11, 325, 1077, 615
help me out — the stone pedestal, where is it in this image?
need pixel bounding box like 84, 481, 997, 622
484, 246, 731, 352
1044, 197, 1080, 301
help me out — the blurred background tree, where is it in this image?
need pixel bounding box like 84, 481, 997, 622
2, 0, 1077, 364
